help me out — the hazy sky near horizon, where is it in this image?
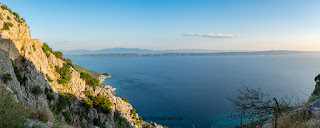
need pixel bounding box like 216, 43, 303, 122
2, 0, 320, 51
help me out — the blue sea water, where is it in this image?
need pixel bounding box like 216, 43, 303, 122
66, 55, 320, 128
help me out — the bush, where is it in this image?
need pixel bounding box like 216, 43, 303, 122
80, 72, 103, 88
32, 44, 36, 51
32, 86, 43, 96
53, 51, 63, 60
47, 93, 55, 101
94, 118, 101, 126
3, 74, 12, 83
93, 94, 112, 113
42, 43, 53, 53
131, 109, 136, 115
57, 94, 70, 112
29, 108, 50, 122
46, 74, 53, 82
2, 22, 13, 30
1, 4, 13, 13
11, 60, 26, 85
122, 97, 129, 103
62, 111, 71, 123
0, 91, 30, 127
56, 65, 71, 86
64, 58, 74, 68
7, 16, 10, 20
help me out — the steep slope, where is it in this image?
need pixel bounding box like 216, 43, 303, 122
0, 3, 163, 128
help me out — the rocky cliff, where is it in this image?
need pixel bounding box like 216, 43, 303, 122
0, 3, 31, 39
0, 3, 163, 128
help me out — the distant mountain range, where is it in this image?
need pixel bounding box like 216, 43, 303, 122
61, 48, 320, 57
61, 48, 250, 55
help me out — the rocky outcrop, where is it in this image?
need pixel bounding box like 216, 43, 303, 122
0, 3, 31, 39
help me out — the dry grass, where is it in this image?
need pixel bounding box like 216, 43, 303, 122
29, 108, 51, 122
0, 89, 30, 127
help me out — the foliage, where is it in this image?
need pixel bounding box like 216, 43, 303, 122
62, 111, 71, 123
46, 74, 53, 82
57, 94, 70, 112
42, 43, 53, 53
53, 51, 63, 60
64, 58, 74, 68
29, 108, 50, 122
3, 73, 12, 83
103, 73, 110, 76
32, 86, 43, 96
131, 109, 136, 116
94, 118, 101, 126
93, 94, 112, 113
312, 74, 320, 96
114, 112, 130, 128
7, 15, 10, 20
46, 93, 55, 101
0, 91, 29, 127
80, 72, 103, 88
2, 22, 13, 30
45, 88, 55, 101
143, 124, 153, 128
20, 46, 25, 53
11, 60, 26, 86
56, 65, 71, 86
83, 90, 92, 98
1, 4, 13, 13
32, 44, 36, 51
73, 64, 102, 79
122, 97, 129, 103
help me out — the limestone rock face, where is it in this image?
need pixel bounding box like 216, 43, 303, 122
0, 3, 31, 39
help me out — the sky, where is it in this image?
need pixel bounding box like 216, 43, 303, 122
2, 0, 320, 51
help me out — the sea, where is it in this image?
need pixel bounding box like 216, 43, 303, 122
66, 55, 320, 128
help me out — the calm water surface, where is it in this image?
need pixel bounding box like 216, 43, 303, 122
66, 55, 320, 128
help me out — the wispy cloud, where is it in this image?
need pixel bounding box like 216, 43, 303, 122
183, 33, 245, 38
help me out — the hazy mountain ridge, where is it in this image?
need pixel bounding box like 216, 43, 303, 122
61, 47, 249, 55
79, 50, 320, 57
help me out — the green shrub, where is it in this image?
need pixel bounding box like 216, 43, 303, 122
47, 93, 55, 101
53, 51, 63, 60
32, 86, 43, 96
42, 43, 53, 53
94, 118, 101, 126
80, 72, 103, 88
143, 124, 153, 128
1, 4, 13, 13
7, 16, 10, 20
57, 94, 70, 112
56, 65, 71, 86
32, 44, 36, 51
46, 74, 53, 82
93, 94, 112, 113
0, 91, 30, 127
21, 46, 25, 52
64, 58, 74, 68
11, 60, 26, 85
103, 73, 111, 76
122, 97, 129, 103
131, 109, 136, 115
62, 111, 71, 123
3, 74, 12, 83
2, 22, 13, 30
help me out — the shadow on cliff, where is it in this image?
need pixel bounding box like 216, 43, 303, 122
0, 40, 132, 128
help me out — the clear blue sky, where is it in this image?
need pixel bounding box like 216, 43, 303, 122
2, 0, 320, 51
